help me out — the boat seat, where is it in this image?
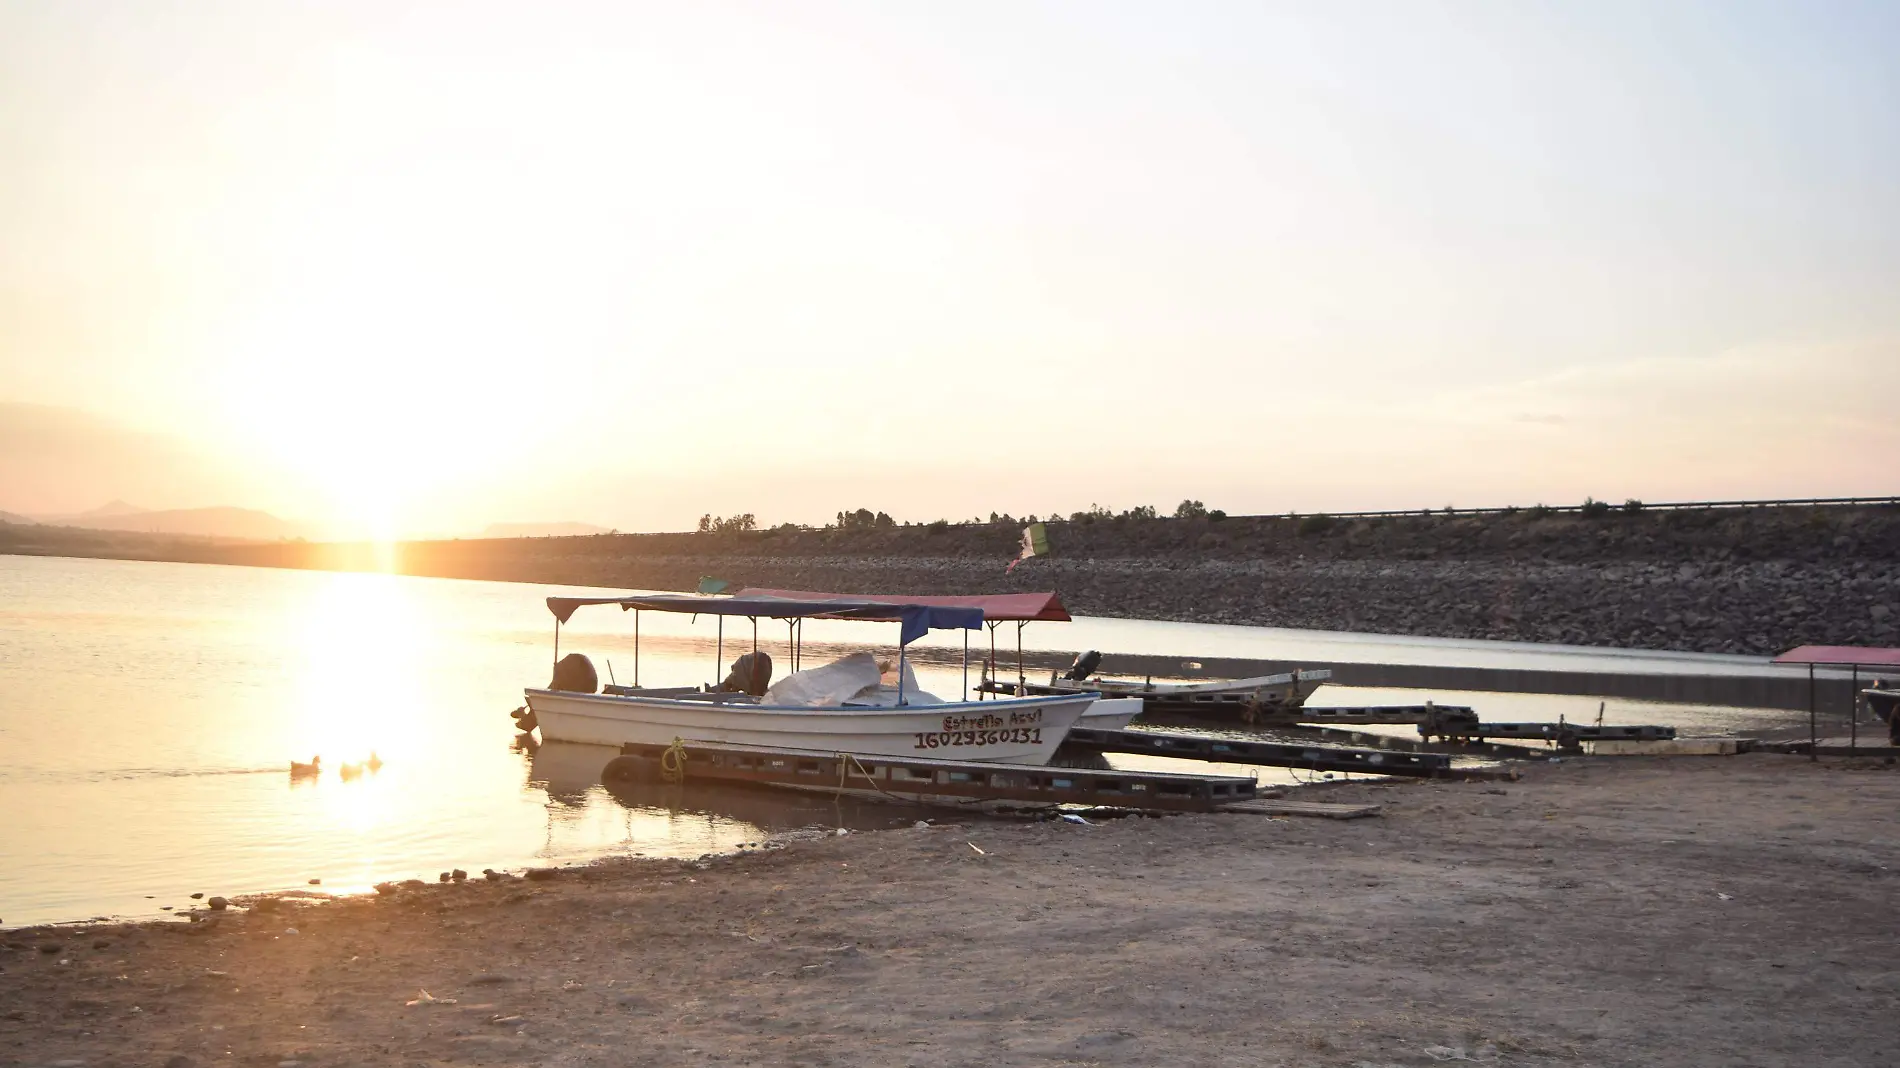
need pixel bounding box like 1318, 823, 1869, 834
602, 685, 700, 698
674, 691, 760, 704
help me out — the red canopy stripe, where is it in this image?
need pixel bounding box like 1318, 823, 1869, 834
1773, 645, 1900, 668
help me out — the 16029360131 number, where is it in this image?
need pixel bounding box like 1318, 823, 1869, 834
912, 727, 1042, 750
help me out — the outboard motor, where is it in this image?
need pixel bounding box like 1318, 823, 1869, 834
720, 651, 774, 697
1064, 650, 1104, 681
549, 653, 599, 694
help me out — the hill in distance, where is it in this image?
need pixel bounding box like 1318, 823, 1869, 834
26, 503, 303, 541
76, 499, 149, 519
481, 521, 614, 539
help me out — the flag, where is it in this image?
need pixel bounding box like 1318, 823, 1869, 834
1005, 523, 1049, 573
696, 576, 730, 595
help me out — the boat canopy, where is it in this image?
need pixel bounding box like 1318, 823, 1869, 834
544, 593, 983, 646
735, 587, 1072, 623
1774, 645, 1900, 668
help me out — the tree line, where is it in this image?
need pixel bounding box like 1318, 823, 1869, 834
693, 501, 1227, 534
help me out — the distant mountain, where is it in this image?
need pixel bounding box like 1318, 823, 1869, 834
79, 499, 149, 518
35, 499, 153, 524
35, 505, 302, 540
482, 521, 614, 539
0, 403, 274, 520
0, 510, 34, 526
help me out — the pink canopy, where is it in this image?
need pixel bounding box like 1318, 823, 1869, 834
1774, 646, 1900, 668
736, 587, 1072, 623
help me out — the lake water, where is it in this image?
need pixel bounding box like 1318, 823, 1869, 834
0, 554, 1802, 927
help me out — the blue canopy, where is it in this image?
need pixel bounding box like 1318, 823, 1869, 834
545, 593, 983, 646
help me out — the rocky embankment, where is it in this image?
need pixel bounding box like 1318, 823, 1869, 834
5, 505, 1897, 655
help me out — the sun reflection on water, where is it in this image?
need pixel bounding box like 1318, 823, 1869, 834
284, 571, 427, 807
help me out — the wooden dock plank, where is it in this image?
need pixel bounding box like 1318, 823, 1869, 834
1221, 798, 1383, 819
1587, 737, 1749, 756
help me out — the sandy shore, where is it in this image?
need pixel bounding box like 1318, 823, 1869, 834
3, 754, 1896, 1067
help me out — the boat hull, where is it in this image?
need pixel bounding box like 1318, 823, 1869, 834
992, 670, 1332, 719
1076, 697, 1142, 731
524, 689, 1098, 764
1865, 688, 1900, 742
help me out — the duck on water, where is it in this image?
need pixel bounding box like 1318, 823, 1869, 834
516, 592, 1135, 764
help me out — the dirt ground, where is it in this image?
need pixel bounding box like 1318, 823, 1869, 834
3, 754, 1897, 1068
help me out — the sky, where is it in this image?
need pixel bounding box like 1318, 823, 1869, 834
2, 0, 1896, 537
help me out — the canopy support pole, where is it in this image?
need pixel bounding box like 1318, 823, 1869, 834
1850, 665, 1859, 753
751, 616, 758, 655
633, 611, 640, 687
986, 621, 999, 699
1017, 620, 1027, 694
963, 630, 970, 701
897, 628, 907, 707
1808, 662, 1817, 763
787, 619, 797, 675
553, 620, 561, 672
715, 616, 724, 689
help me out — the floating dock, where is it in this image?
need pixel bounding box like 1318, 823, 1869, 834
1424, 721, 1677, 749
606, 740, 1261, 812
1208, 703, 1678, 753
1286, 703, 1478, 727
1280, 724, 1556, 761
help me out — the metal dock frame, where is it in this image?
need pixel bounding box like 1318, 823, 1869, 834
1288, 704, 1480, 727
1060, 727, 1463, 778
1426, 722, 1677, 752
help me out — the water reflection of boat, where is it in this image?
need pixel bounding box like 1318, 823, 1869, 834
528, 740, 918, 830
528, 740, 626, 802
524, 593, 1097, 763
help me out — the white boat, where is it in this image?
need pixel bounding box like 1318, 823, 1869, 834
1006, 667, 1334, 718
1865, 681, 1900, 743
520, 592, 1099, 764
1075, 696, 1142, 730
526, 687, 1096, 762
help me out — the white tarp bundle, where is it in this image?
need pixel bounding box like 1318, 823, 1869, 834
853, 659, 945, 707
762, 652, 881, 707
762, 651, 943, 707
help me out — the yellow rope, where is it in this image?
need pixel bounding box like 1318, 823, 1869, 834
834, 751, 925, 807
660, 736, 688, 784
